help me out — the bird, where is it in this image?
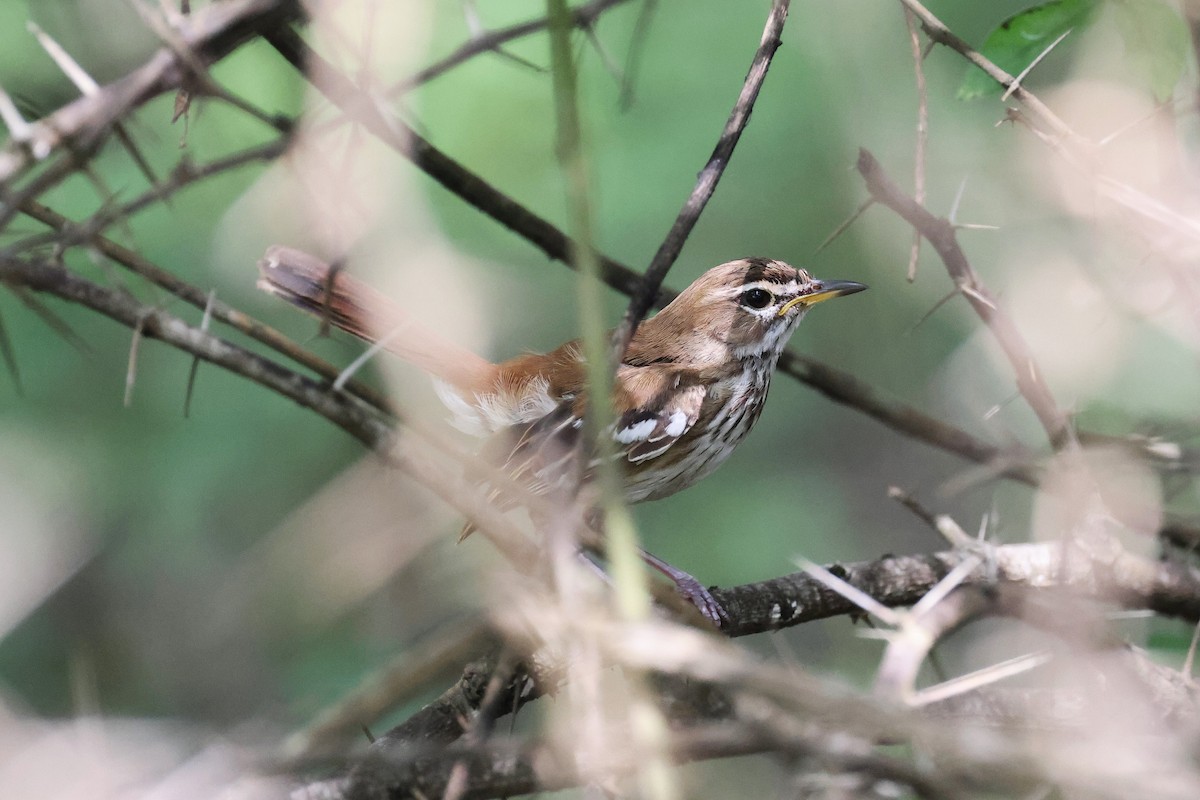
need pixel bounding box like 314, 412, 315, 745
258, 246, 866, 624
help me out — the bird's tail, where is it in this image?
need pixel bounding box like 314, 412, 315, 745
257, 245, 496, 394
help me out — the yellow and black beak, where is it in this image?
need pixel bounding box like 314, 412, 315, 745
777, 279, 867, 317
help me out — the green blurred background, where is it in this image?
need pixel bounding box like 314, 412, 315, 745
1, 0, 1193, 764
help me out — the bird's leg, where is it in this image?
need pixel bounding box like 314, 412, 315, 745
581, 507, 728, 627
637, 548, 729, 627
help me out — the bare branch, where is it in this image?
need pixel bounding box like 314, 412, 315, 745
856, 148, 1070, 447
611, 0, 791, 358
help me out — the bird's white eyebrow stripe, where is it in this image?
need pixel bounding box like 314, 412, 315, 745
724, 279, 804, 299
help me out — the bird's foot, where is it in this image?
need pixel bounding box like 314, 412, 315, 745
668, 571, 730, 628
638, 548, 729, 628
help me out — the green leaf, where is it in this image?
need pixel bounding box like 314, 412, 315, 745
958, 0, 1099, 100
1111, 0, 1189, 101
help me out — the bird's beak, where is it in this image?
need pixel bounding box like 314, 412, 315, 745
778, 280, 868, 317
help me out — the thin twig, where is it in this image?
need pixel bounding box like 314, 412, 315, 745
610, 0, 791, 360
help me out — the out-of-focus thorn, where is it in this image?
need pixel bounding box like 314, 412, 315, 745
28, 21, 165, 192
814, 197, 874, 256
10, 285, 92, 355
906, 230, 921, 283
332, 323, 411, 392
933, 513, 975, 549
183, 288, 215, 418
947, 176, 968, 224
1182, 620, 1200, 678
905, 287, 959, 336
912, 554, 983, 618
125, 315, 146, 407
913, 651, 1053, 706
888, 485, 938, 528
959, 282, 997, 310
27, 21, 101, 95
173, 89, 192, 125
1001, 27, 1072, 102
463, 0, 545, 74
619, 0, 657, 109
80, 162, 139, 244
0, 82, 31, 143
583, 22, 626, 89
796, 557, 905, 628
113, 124, 166, 196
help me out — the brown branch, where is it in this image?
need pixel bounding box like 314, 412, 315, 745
711, 539, 1200, 637
611, 0, 790, 358
856, 148, 1070, 448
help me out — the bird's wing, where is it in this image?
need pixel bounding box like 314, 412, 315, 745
475, 368, 706, 504
611, 375, 707, 464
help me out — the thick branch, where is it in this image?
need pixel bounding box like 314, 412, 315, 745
712, 539, 1200, 637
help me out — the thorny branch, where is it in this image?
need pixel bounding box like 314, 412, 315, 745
325, 542, 1200, 800
899, 0, 1200, 246
0, 0, 300, 194
304, 536, 1200, 757
856, 148, 1070, 448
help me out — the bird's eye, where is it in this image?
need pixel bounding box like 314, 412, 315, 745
739, 288, 773, 310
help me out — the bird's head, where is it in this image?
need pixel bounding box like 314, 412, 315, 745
652, 258, 867, 360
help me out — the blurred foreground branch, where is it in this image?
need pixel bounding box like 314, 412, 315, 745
298, 534, 1200, 798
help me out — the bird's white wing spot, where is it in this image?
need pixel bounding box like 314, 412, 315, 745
663, 411, 688, 438
615, 417, 657, 444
